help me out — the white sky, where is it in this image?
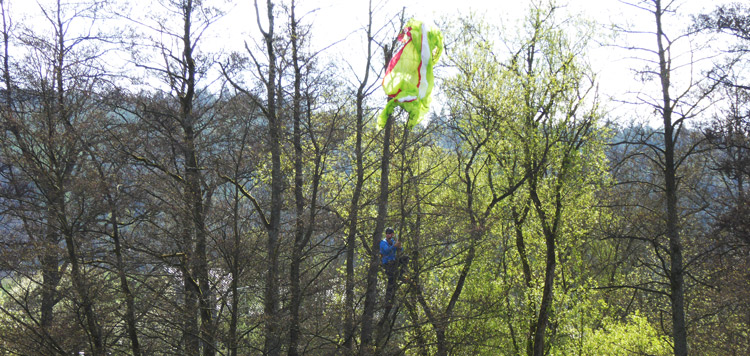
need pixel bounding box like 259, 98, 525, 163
9, 0, 738, 124
294, 0, 732, 121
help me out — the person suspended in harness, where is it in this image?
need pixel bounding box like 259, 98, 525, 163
380, 227, 409, 305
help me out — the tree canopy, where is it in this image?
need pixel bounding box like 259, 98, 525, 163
1, 1, 748, 355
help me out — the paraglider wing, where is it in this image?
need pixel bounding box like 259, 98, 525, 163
379, 19, 443, 129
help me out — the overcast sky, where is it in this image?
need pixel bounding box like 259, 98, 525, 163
11, 0, 737, 124
305, 0, 733, 123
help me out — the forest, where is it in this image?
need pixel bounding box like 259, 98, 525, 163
0, 0, 748, 355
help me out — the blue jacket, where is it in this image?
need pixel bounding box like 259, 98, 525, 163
380, 239, 401, 265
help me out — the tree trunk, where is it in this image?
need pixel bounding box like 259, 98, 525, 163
62, 228, 104, 356
229, 183, 241, 356
183, 255, 200, 356
262, 1, 282, 355
406, 181, 429, 355
511, 206, 536, 356
531, 231, 555, 356
180, 1, 215, 350
435, 328, 447, 356
289, 3, 304, 354
53, 13, 104, 349
528, 169, 564, 356
112, 212, 142, 356
654, 1, 688, 354
360, 110, 393, 354
344, 7, 375, 354
183, 124, 214, 356
344, 118, 364, 353
40, 230, 61, 330
344, 3, 374, 353
359, 41, 396, 353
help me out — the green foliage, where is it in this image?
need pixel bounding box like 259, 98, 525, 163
575, 312, 672, 356
423, 3, 621, 355
1, 0, 744, 355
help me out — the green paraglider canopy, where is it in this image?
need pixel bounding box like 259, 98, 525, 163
379, 19, 443, 129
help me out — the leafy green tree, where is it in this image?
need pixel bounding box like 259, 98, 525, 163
425, 17, 529, 356
424, 3, 607, 355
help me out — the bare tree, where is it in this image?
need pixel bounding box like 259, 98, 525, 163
117, 0, 227, 354
219, 1, 284, 354
0, 0, 123, 354
610, 1, 725, 354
